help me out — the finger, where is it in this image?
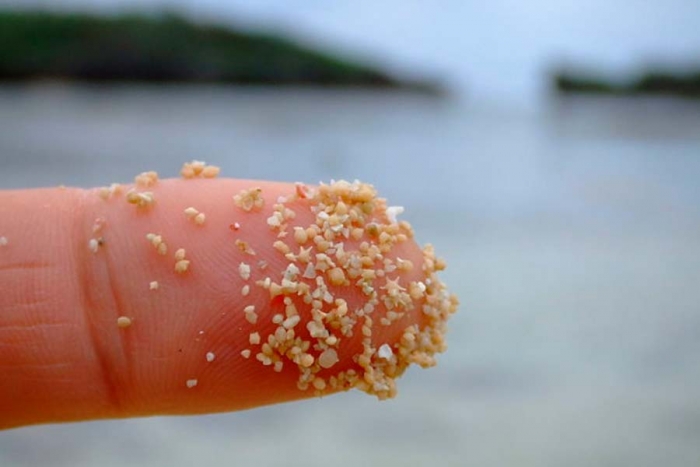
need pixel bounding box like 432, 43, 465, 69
0, 167, 457, 429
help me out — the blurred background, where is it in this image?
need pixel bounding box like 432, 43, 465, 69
1, 1, 700, 466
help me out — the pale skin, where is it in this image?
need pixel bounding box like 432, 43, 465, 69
0, 178, 434, 430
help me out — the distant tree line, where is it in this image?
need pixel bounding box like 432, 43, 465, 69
0, 9, 439, 93
553, 68, 700, 98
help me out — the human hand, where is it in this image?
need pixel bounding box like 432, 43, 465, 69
0, 163, 457, 429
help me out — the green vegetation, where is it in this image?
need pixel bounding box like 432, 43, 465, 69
553, 68, 700, 98
0, 10, 439, 92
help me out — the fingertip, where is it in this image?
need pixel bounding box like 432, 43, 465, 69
95, 173, 457, 406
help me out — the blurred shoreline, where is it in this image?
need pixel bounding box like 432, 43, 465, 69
552, 66, 700, 99
0, 9, 445, 95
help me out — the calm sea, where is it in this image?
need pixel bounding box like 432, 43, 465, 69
1, 84, 700, 466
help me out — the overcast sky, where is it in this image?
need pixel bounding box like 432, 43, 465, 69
3, 0, 700, 104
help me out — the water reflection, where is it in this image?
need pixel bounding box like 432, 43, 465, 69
1, 85, 700, 466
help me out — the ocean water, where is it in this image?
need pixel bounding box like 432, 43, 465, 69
1, 84, 700, 466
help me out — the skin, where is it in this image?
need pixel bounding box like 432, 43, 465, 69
0, 178, 430, 430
